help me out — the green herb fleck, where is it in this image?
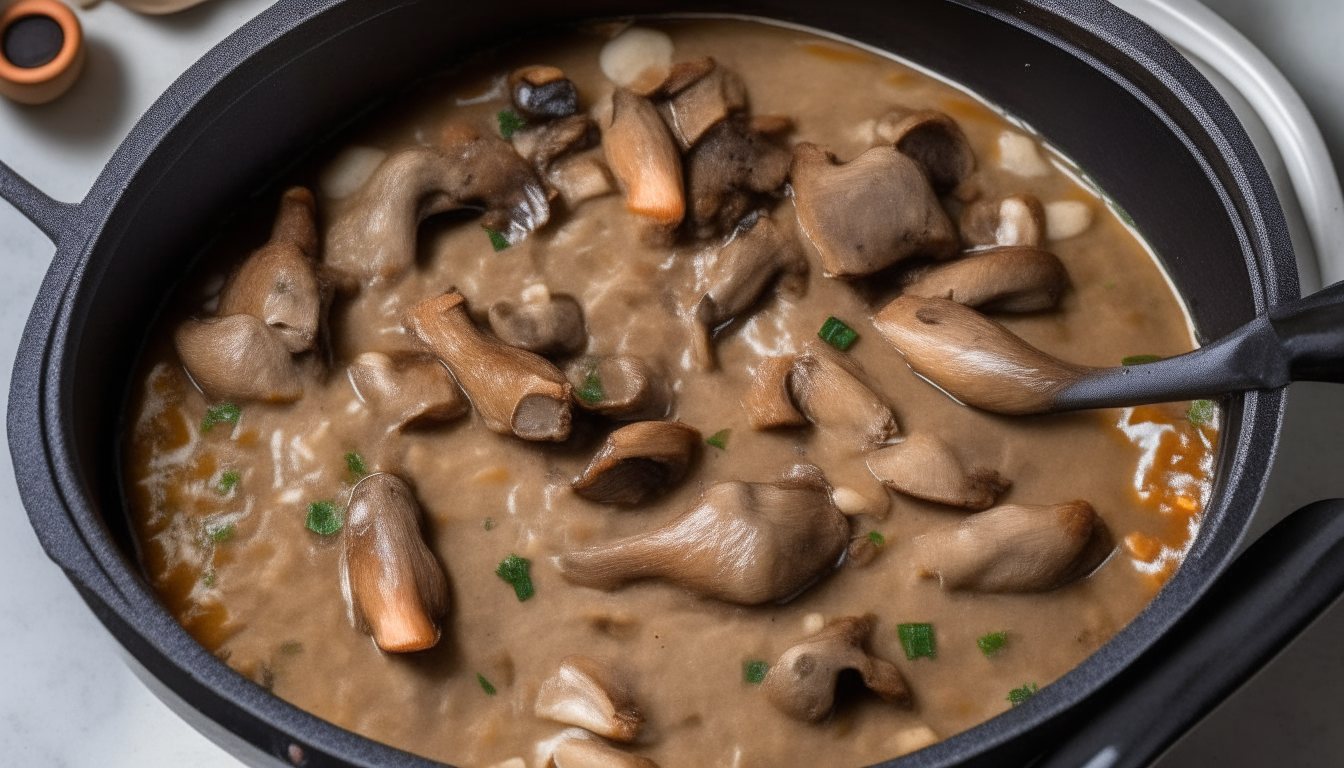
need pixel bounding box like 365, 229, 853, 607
201, 403, 240, 433
578, 367, 604, 405
205, 521, 236, 543
1121, 354, 1163, 366
477, 673, 498, 695
495, 554, 534, 602
977, 631, 1008, 657
482, 517, 495, 531
280, 641, 303, 656
216, 470, 240, 495
897, 623, 936, 660
1007, 682, 1040, 707
818, 316, 859, 351
744, 660, 770, 684
866, 531, 885, 546
344, 451, 368, 479
202, 569, 216, 587
497, 109, 526, 139
706, 429, 731, 450
1103, 280, 1117, 289
1188, 399, 1216, 426
484, 226, 510, 252
306, 500, 342, 536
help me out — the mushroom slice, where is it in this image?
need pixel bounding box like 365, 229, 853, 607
872, 295, 1091, 415
548, 151, 617, 209
534, 655, 644, 742
510, 65, 579, 120
174, 314, 303, 403
744, 344, 899, 447
762, 615, 911, 722
866, 433, 1009, 510
348, 352, 468, 430
791, 143, 958, 278
548, 736, 661, 768
875, 108, 976, 193
915, 500, 1112, 592
568, 356, 670, 421
527, 115, 602, 173
407, 291, 573, 441
325, 125, 549, 281
959, 193, 1046, 248
902, 246, 1069, 313
341, 473, 450, 652
604, 88, 685, 236
742, 354, 807, 429
557, 466, 849, 605
656, 57, 747, 150
488, 290, 587, 357
691, 214, 808, 368
573, 421, 700, 505
684, 115, 791, 239
218, 187, 329, 354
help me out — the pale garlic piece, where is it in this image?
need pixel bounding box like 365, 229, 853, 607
599, 27, 674, 94
996, 131, 1051, 177
1046, 200, 1095, 240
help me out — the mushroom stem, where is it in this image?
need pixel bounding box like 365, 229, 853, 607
572, 421, 700, 504
604, 88, 685, 236
347, 352, 469, 430
959, 193, 1046, 248
743, 343, 899, 447
762, 615, 911, 722
567, 356, 670, 421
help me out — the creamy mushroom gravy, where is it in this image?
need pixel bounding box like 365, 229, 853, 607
124, 19, 1220, 768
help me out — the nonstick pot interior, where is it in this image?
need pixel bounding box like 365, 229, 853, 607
9, 1, 1294, 766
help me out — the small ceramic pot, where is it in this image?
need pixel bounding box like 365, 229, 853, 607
0, 0, 84, 105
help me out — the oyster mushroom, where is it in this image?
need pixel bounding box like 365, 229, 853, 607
791, 143, 958, 278
872, 295, 1091, 415
691, 214, 808, 368
488, 290, 587, 357
341, 473, 450, 652
604, 88, 685, 237
915, 500, 1112, 592
534, 655, 644, 742
865, 433, 1009, 510
762, 615, 911, 722
174, 314, 303, 403
875, 108, 976, 193
510, 65, 579, 120
656, 57, 747, 150
218, 187, 330, 354
524, 114, 601, 173
573, 421, 700, 504
959, 193, 1046, 248
742, 354, 808, 429
568, 356, 671, 421
547, 734, 661, 768
684, 115, 791, 239
407, 291, 573, 441
347, 352, 469, 430
325, 124, 549, 281
556, 466, 849, 605
901, 246, 1069, 313
742, 343, 899, 447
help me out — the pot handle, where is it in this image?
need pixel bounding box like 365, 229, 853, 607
1033, 498, 1344, 768
0, 159, 76, 244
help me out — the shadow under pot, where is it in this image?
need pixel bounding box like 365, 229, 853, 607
0, 0, 84, 105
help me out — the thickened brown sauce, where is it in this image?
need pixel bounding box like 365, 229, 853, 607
124, 19, 1218, 768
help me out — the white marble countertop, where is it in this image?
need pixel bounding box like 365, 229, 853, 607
0, 1, 1340, 766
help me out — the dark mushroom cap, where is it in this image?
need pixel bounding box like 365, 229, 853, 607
876, 108, 976, 194
510, 65, 579, 120
684, 115, 791, 239
762, 615, 911, 722
573, 421, 701, 505
174, 314, 303, 403
866, 433, 1009, 510
488, 292, 587, 357
902, 246, 1069, 313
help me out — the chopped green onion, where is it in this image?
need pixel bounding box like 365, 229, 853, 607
484, 226, 510, 252
306, 500, 342, 536
344, 451, 368, 478
495, 554, 534, 602
897, 623, 936, 660
578, 367, 604, 404
706, 429, 731, 450
977, 631, 1008, 657
482, 517, 494, 531
1188, 399, 1216, 426
204, 521, 236, 543
201, 403, 240, 433
1102, 280, 1117, 289
866, 531, 885, 546
1007, 682, 1039, 707
216, 470, 240, 495
496, 109, 526, 139
1121, 354, 1163, 366
280, 641, 303, 655
202, 569, 216, 587
743, 660, 770, 684
477, 673, 498, 695
818, 316, 859, 351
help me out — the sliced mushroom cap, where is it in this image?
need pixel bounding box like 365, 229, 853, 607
959, 193, 1046, 248
489, 291, 587, 357
902, 246, 1069, 314
875, 108, 976, 194
866, 433, 1009, 510
534, 655, 644, 742
604, 88, 685, 236
325, 126, 549, 281
791, 143, 958, 278
557, 465, 849, 605
573, 421, 700, 504
510, 65, 579, 120
692, 214, 808, 368
218, 187, 328, 354
548, 735, 662, 768
684, 114, 791, 239
762, 615, 911, 722
744, 344, 899, 447
547, 151, 617, 209
341, 473, 450, 652
656, 58, 747, 150
174, 314, 303, 403
872, 296, 1092, 415
348, 352, 469, 430
568, 356, 671, 421
406, 291, 573, 441
525, 114, 601, 173
915, 500, 1112, 592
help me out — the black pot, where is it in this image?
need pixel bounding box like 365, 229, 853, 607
2, 1, 1342, 767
